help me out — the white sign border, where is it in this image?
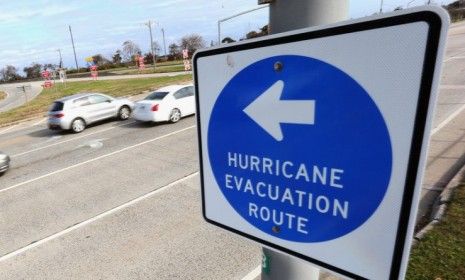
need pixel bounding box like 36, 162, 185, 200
194, 7, 448, 280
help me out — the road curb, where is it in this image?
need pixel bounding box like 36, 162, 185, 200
413, 165, 465, 245
0, 114, 45, 129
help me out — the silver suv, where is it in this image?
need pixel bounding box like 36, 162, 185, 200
47, 93, 134, 133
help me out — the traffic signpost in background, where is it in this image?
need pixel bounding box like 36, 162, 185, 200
41, 69, 54, 89
137, 55, 146, 71
194, 6, 448, 280
183, 49, 191, 71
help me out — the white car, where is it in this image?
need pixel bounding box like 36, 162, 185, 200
133, 85, 195, 123
47, 93, 134, 133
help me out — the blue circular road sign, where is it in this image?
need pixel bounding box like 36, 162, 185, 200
208, 55, 392, 242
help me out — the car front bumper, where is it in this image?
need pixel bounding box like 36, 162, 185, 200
0, 158, 10, 173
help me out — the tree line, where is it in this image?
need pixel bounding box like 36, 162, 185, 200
0, 33, 206, 82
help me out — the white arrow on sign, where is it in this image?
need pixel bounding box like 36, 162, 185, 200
243, 80, 315, 141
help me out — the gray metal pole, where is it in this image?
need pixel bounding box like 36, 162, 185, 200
262, 1, 349, 279
217, 5, 269, 45
68, 25, 79, 72
56, 49, 63, 68
146, 21, 156, 67
217, 21, 221, 45
161, 28, 167, 56
380, 0, 384, 13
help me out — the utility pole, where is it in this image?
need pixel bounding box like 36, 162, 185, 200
56, 48, 63, 68
261, 1, 349, 280
144, 20, 156, 67
68, 25, 79, 72
161, 28, 167, 56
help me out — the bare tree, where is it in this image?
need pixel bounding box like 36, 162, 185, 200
221, 37, 236, 44
43, 63, 58, 71
112, 50, 123, 64
152, 41, 162, 56
168, 43, 181, 60
243, 25, 269, 40
23, 63, 42, 79
144, 52, 154, 64
0, 65, 20, 82
91, 54, 111, 67
122, 40, 141, 63
180, 34, 206, 57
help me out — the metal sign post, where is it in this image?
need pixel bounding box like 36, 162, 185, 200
263, 1, 348, 279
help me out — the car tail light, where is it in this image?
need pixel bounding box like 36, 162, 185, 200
151, 104, 159, 111
54, 113, 64, 118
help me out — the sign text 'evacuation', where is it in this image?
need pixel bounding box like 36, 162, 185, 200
224, 152, 348, 235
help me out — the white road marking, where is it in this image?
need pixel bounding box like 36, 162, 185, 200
440, 84, 465, 89
31, 118, 46, 126
444, 49, 465, 62
1, 125, 195, 194
431, 103, 465, 135
0, 172, 199, 262
241, 265, 261, 280
11, 120, 137, 158
445, 56, 465, 60
77, 138, 107, 149
0, 124, 19, 135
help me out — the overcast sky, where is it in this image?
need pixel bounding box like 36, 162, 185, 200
0, 0, 456, 72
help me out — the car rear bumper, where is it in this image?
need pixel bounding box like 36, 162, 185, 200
133, 111, 166, 122
47, 118, 71, 130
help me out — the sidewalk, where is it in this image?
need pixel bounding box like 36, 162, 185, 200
417, 106, 465, 227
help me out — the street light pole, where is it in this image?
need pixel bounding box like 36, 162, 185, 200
217, 5, 269, 45
56, 49, 63, 68
68, 25, 79, 72
144, 20, 156, 67
161, 28, 167, 56
407, 0, 417, 7
261, 0, 349, 279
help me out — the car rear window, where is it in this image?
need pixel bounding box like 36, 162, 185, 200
145, 92, 169, 100
49, 102, 64, 112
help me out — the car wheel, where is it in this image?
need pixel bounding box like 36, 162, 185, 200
169, 108, 181, 123
118, 106, 131, 120
71, 118, 86, 133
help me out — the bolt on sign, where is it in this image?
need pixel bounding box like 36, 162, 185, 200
194, 7, 448, 280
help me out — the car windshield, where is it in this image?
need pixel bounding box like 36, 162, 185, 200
49, 102, 64, 112
144, 92, 169, 100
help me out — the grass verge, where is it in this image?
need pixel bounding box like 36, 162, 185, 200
406, 176, 465, 280
66, 60, 185, 78
0, 74, 191, 126
0, 91, 6, 101
109, 64, 184, 75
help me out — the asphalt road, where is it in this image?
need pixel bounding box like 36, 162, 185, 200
0, 82, 44, 113
0, 115, 260, 280
0, 22, 462, 280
